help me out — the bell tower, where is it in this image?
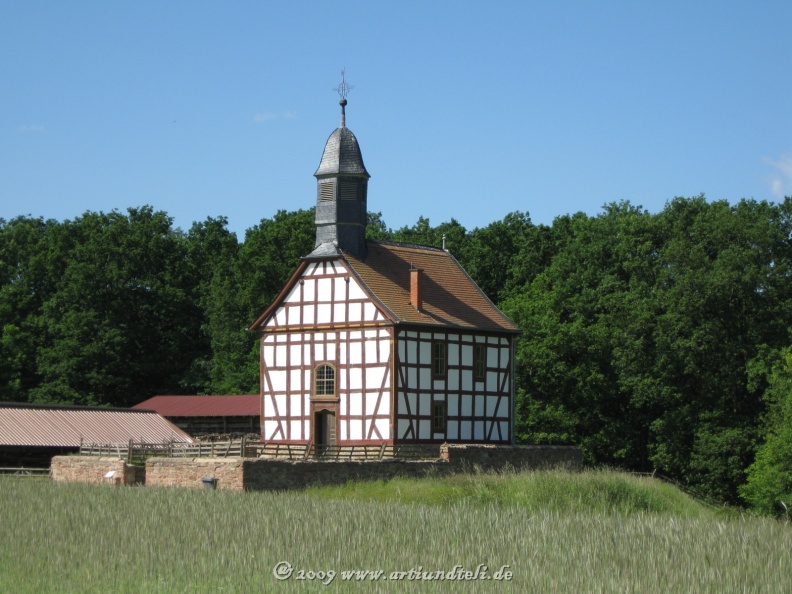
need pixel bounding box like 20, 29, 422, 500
310, 72, 370, 261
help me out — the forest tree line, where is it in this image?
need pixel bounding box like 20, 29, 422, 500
2, 196, 792, 512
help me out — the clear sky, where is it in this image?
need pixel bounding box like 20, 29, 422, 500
2, 1, 791, 240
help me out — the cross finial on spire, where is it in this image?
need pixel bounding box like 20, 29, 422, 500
333, 69, 353, 128
334, 68, 353, 100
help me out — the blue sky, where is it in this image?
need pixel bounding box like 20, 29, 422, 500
2, 1, 791, 240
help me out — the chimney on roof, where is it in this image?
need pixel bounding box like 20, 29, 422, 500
410, 267, 423, 311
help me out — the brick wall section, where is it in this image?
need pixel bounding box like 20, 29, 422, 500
146, 457, 244, 491
51, 456, 143, 486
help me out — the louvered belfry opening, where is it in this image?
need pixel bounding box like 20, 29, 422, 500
313, 98, 370, 261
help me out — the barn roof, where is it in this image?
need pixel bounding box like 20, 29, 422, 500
132, 395, 260, 418
0, 402, 193, 447
343, 241, 521, 333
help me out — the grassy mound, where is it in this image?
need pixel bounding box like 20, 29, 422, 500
304, 467, 720, 516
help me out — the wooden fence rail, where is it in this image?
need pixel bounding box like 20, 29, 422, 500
79, 438, 442, 464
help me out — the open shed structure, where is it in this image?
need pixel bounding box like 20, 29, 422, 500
0, 402, 193, 469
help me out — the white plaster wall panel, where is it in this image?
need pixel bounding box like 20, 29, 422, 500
364, 395, 377, 416
379, 339, 390, 362
348, 341, 362, 365
263, 420, 280, 440
269, 370, 287, 392
474, 421, 485, 440
420, 368, 431, 389
274, 394, 287, 416
432, 333, 444, 341
272, 308, 284, 327
397, 419, 410, 439
461, 372, 473, 392
275, 345, 287, 367
362, 302, 377, 321
363, 338, 377, 365
419, 340, 430, 361
448, 341, 459, 366
488, 346, 499, 366
448, 396, 459, 417
262, 345, 275, 368
374, 418, 390, 439
349, 330, 362, 341
448, 369, 459, 391
283, 284, 300, 304
304, 420, 311, 439
303, 279, 315, 301
460, 420, 472, 440
500, 422, 509, 440
289, 344, 301, 365
333, 303, 346, 323
348, 280, 366, 300
317, 303, 332, 324
397, 393, 407, 415
461, 395, 472, 417
303, 304, 315, 325
407, 367, 416, 388
433, 379, 444, 391
349, 392, 363, 416
418, 420, 430, 440
349, 419, 363, 441
407, 393, 417, 415
366, 367, 386, 395
374, 394, 390, 415
486, 396, 499, 417
486, 371, 498, 392
339, 394, 347, 416
314, 341, 325, 362
461, 345, 473, 367
289, 420, 302, 440
334, 276, 346, 299
398, 339, 406, 360
303, 342, 311, 364
348, 303, 362, 322
419, 396, 430, 417
305, 262, 317, 276
326, 340, 336, 363
316, 277, 332, 299
447, 422, 458, 440
348, 367, 363, 390
474, 396, 484, 417
501, 347, 510, 365
289, 393, 302, 417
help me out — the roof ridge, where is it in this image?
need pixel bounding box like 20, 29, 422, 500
368, 239, 447, 253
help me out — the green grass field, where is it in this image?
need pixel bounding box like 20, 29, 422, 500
1, 469, 789, 593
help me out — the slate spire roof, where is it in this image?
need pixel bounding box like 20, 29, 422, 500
314, 99, 370, 179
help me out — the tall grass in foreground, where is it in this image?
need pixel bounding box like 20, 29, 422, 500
0, 470, 789, 593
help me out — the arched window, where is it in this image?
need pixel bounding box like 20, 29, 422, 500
315, 364, 336, 397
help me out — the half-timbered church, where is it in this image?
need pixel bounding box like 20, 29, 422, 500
249, 93, 520, 449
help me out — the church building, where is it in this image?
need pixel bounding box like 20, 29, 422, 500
249, 93, 520, 448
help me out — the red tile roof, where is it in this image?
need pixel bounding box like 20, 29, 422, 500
344, 241, 520, 333
132, 395, 260, 418
0, 402, 193, 447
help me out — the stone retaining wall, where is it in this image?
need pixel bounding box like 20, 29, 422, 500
146, 457, 244, 491
51, 456, 143, 486
52, 445, 582, 491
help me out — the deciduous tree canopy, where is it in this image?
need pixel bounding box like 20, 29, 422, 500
3, 195, 792, 508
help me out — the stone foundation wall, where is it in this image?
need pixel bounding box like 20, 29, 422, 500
146, 457, 244, 491
52, 446, 582, 491
142, 445, 581, 492
51, 456, 142, 486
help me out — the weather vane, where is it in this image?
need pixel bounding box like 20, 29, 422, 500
333, 69, 353, 101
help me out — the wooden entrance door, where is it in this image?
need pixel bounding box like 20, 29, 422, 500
314, 409, 336, 452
